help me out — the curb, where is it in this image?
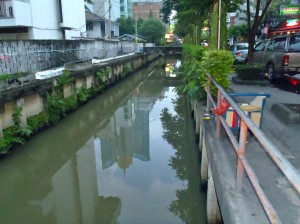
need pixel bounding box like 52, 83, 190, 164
232, 76, 269, 86
271, 103, 300, 124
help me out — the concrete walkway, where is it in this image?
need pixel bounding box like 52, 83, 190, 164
228, 77, 300, 223
230, 78, 300, 170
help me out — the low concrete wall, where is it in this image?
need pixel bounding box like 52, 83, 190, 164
0, 40, 136, 75
0, 53, 159, 140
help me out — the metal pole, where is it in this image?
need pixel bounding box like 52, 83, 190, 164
135, 10, 138, 44
217, 0, 221, 49
108, 0, 111, 39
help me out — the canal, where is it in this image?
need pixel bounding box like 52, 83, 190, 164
0, 57, 207, 224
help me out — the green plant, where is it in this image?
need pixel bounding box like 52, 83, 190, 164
0, 72, 28, 81
27, 112, 49, 133
180, 44, 207, 100
122, 64, 133, 77
77, 87, 89, 103
47, 93, 65, 124
64, 96, 78, 111
199, 50, 234, 96
0, 107, 32, 153
181, 46, 235, 99
235, 64, 265, 80
56, 71, 73, 87
96, 67, 111, 84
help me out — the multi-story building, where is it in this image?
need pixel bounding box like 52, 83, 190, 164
0, 0, 86, 40
120, 0, 132, 18
132, 2, 162, 20
85, 0, 120, 38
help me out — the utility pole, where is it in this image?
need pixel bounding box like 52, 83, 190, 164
217, 0, 221, 49
135, 10, 138, 44
108, 0, 111, 39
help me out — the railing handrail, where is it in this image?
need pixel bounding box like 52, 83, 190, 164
205, 73, 300, 224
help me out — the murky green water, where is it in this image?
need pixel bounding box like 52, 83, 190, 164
0, 58, 207, 224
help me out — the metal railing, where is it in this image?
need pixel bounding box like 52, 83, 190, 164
205, 74, 300, 224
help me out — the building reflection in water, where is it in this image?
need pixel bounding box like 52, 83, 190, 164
95, 92, 157, 171
0, 60, 186, 224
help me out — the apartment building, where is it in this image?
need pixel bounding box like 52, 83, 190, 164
132, 2, 162, 20
85, 0, 120, 38
120, 0, 132, 18
0, 0, 86, 40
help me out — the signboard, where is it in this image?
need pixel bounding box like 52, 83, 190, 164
280, 5, 300, 15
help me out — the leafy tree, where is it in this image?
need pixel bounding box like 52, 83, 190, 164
117, 17, 135, 35
139, 18, 166, 44
228, 24, 248, 42
265, 0, 292, 20
246, 0, 274, 64
161, 0, 243, 47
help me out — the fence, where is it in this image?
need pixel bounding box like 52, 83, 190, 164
206, 73, 300, 224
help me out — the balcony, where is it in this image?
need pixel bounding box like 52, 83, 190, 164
0, 0, 32, 27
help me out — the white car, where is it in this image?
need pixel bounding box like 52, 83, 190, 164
229, 43, 249, 63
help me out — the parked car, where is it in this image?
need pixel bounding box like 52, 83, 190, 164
229, 43, 249, 63
253, 33, 300, 81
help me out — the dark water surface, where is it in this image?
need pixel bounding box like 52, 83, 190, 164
0, 58, 207, 224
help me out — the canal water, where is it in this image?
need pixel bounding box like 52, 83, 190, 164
0, 57, 207, 224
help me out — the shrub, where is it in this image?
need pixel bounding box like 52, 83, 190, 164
181, 46, 235, 100
47, 93, 65, 124
180, 44, 207, 100
77, 87, 89, 103
0, 107, 32, 153
235, 64, 265, 80
27, 112, 49, 133
199, 50, 235, 96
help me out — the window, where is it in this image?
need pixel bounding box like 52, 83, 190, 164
254, 41, 268, 52
289, 35, 300, 52
86, 22, 93, 31
266, 40, 274, 51
236, 44, 248, 50
273, 37, 286, 51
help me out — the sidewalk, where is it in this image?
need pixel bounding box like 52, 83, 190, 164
230, 77, 300, 170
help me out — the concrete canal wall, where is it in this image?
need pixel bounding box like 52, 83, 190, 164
0, 39, 136, 75
0, 53, 159, 152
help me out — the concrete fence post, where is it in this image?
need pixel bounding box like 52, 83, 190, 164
16, 98, 27, 127
207, 165, 222, 224
201, 133, 208, 188
0, 117, 3, 139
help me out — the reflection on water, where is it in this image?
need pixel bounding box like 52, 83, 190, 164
165, 58, 181, 77
0, 58, 206, 224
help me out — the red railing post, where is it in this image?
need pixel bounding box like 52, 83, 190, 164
236, 119, 248, 192
206, 76, 211, 113
216, 90, 222, 139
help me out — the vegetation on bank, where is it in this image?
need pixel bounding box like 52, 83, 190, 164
0, 65, 134, 154
179, 44, 234, 100
234, 64, 265, 81
0, 72, 29, 81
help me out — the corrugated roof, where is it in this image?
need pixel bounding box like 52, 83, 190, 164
85, 11, 104, 22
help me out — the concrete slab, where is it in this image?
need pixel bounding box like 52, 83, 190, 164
271, 103, 300, 124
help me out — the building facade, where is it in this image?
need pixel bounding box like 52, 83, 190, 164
120, 0, 132, 18
0, 0, 86, 40
85, 0, 120, 38
132, 2, 162, 20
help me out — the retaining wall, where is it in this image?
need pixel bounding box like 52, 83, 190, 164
0, 53, 159, 144
0, 40, 135, 75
